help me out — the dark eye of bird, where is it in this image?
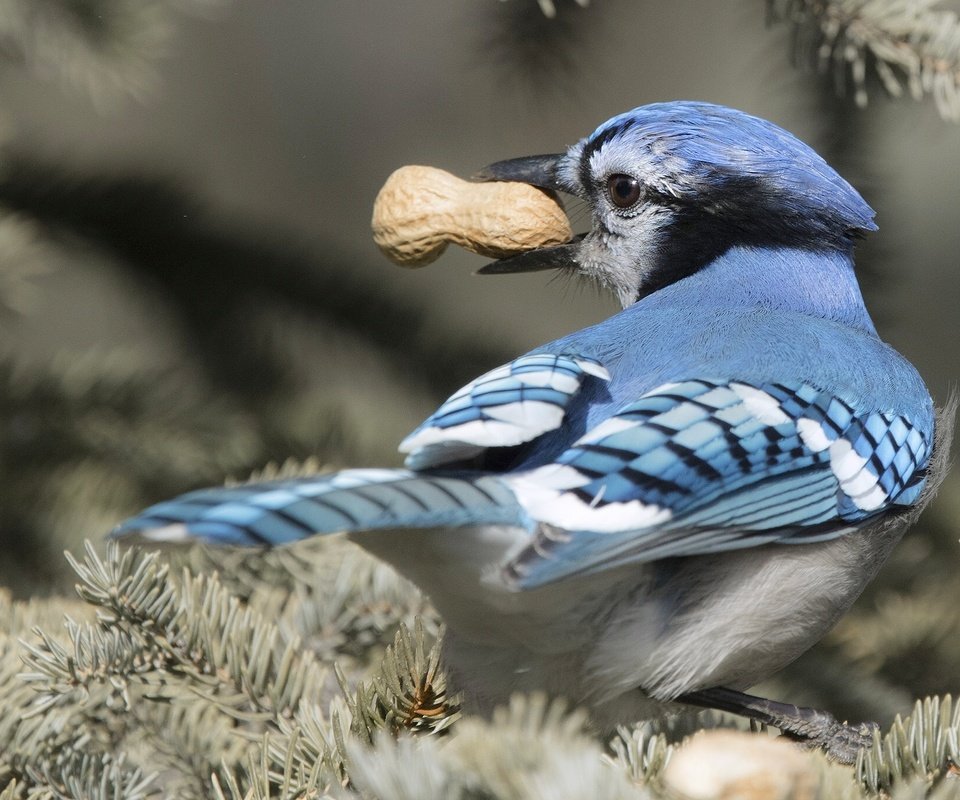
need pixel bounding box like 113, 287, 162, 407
607, 174, 642, 209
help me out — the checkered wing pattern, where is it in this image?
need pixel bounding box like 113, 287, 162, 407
400, 353, 610, 469
506, 379, 931, 587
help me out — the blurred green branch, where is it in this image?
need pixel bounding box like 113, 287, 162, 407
771, 0, 960, 120
0, 0, 225, 103
0, 156, 514, 402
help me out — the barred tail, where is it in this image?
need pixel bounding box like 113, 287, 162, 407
113, 468, 524, 547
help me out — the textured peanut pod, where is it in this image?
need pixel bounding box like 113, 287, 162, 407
663, 730, 820, 800
371, 165, 572, 268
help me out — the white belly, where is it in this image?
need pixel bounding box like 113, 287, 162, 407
351, 517, 906, 728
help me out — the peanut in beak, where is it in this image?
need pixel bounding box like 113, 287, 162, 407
371, 165, 573, 268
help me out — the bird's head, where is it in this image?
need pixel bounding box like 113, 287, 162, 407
477, 102, 877, 308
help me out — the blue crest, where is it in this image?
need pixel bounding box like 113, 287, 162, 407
575, 101, 877, 241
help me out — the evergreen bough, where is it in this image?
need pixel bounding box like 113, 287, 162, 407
0, 541, 955, 799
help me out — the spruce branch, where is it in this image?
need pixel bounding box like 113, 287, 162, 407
22, 752, 155, 800
0, 215, 50, 319
771, 0, 960, 120
13, 543, 457, 798
607, 726, 674, 788
5, 538, 960, 797
19, 618, 162, 709
345, 694, 646, 800
0, 0, 225, 104
183, 542, 438, 678
243, 616, 457, 795
340, 620, 460, 744
2, 625, 143, 792
857, 695, 960, 792
504, 0, 590, 20
128, 702, 254, 800
65, 541, 331, 723
285, 545, 438, 667
828, 587, 960, 700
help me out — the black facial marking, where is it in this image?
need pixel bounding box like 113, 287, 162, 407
578, 128, 865, 303
630, 171, 863, 302
578, 120, 632, 189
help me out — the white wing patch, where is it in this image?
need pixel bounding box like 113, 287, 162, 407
796, 417, 831, 451
403, 416, 561, 450
400, 353, 609, 469
509, 464, 672, 532
139, 524, 191, 543
791, 418, 888, 512
574, 358, 612, 380
730, 383, 791, 426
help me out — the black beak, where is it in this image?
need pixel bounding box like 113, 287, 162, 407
476, 237, 584, 275
473, 153, 581, 275
473, 153, 566, 193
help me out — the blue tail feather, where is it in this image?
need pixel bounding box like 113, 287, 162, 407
113, 468, 525, 546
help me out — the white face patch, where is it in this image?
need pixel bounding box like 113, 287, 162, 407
568, 137, 681, 309
576, 212, 672, 308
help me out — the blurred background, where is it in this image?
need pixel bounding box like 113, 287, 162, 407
0, 0, 957, 719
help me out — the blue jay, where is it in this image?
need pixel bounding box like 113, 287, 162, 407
116, 102, 949, 762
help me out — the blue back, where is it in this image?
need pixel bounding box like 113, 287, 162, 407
523, 244, 930, 467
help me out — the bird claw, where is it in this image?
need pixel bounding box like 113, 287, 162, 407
789, 718, 879, 765
678, 688, 881, 765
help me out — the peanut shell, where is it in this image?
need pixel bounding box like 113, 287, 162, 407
371, 165, 572, 267
663, 730, 820, 800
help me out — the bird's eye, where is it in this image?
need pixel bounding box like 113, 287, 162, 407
607, 174, 642, 209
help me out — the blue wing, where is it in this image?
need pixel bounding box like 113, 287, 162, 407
114, 469, 524, 546
400, 352, 609, 469
114, 351, 610, 548
505, 379, 932, 588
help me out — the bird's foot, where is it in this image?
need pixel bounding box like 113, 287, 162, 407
678, 686, 877, 765
784, 717, 879, 765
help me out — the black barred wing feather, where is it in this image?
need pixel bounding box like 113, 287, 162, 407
114, 469, 523, 546
506, 379, 931, 588
400, 353, 609, 470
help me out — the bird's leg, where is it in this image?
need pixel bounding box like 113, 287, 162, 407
677, 686, 877, 764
